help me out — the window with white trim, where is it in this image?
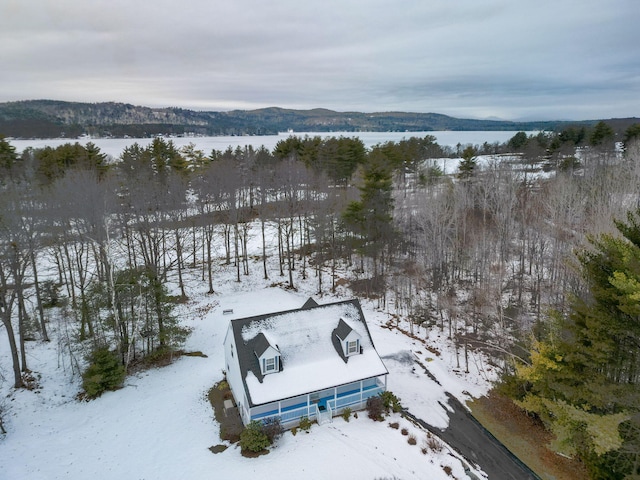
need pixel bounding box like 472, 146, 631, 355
347, 340, 358, 355
265, 357, 276, 372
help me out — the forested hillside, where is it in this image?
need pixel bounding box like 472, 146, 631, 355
1, 121, 640, 477
0, 99, 605, 138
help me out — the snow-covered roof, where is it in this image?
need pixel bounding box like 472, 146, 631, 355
229, 298, 388, 406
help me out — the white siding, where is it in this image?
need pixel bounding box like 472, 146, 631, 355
342, 329, 361, 357
223, 322, 247, 420
257, 345, 280, 376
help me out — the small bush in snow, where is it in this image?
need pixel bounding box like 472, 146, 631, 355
408, 434, 417, 445
261, 417, 283, 443
366, 396, 385, 421
82, 347, 125, 398
298, 416, 312, 431
341, 407, 352, 422
425, 433, 443, 453
239, 421, 270, 453
380, 391, 402, 413
401, 427, 409, 436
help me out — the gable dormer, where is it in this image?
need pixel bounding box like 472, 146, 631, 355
301, 297, 319, 309
254, 332, 281, 376
335, 318, 362, 357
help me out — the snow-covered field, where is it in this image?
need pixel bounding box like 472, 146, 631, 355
0, 231, 496, 480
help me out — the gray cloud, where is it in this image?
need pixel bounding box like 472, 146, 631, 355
1, 0, 638, 120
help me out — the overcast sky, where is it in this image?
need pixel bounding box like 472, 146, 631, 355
1, 0, 638, 120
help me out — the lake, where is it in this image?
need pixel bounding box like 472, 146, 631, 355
7, 131, 526, 160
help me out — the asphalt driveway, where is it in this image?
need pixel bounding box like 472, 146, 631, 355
404, 393, 540, 480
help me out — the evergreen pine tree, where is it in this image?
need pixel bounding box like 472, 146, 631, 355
82, 347, 126, 398
457, 146, 477, 180
509, 208, 640, 476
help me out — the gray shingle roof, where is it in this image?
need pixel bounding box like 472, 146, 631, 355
331, 327, 349, 364
253, 332, 273, 358
334, 318, 353, 341
229, 298, 384, 407
301, 297, 319, 309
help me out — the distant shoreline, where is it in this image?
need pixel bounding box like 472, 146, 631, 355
6, 131, 530, 157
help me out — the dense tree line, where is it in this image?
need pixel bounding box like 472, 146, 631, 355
1, 121, 640, 477
0, 135, 371, 391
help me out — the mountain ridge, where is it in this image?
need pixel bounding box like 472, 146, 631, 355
0, 99, 617, 139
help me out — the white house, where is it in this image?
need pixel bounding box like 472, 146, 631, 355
223, 298, 388, 428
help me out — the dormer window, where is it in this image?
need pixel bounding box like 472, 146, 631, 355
335, 318, 362, 358
264, 356, 277, 373
259, 351, 280, 376
254, 332, 281, 376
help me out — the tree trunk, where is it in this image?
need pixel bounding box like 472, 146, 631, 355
16, 278, 27, 372
261, 219, 268, 280
286, 223, 294, 289
234, 224, 240, 282
191, 221, 197, 268
0, 261, 22, 388
277, 220, 284, 276
52, 249, 64, 285
175, 230, 186, 298
1, 312, 23, 388
152, 278, 166, 347
224, 225, 231, 265
62, 242, 77, 309
30, 251, 49, 342
242, 224, 249, 276
206, 230, 214, 294
201, 226, 206, 281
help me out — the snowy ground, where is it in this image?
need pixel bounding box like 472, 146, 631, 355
0, 243, 496, 479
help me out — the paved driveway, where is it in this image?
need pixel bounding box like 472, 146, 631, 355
404, 393, 540, 480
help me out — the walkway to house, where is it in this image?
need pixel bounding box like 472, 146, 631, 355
403, 393, 540, 480
208, 382, 244, 443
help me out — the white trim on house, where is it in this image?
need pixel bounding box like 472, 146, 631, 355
223, 298, 388, 428
246, 375, 387, 428
256, 344, 280, 374
342, 329, 361, 357
335, 318, 362, 357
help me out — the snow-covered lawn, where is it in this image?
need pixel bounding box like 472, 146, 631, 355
1, 260, 495, 479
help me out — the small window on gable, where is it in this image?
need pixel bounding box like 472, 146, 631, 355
265, 357, 276, 372
347, 340, 358, 355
